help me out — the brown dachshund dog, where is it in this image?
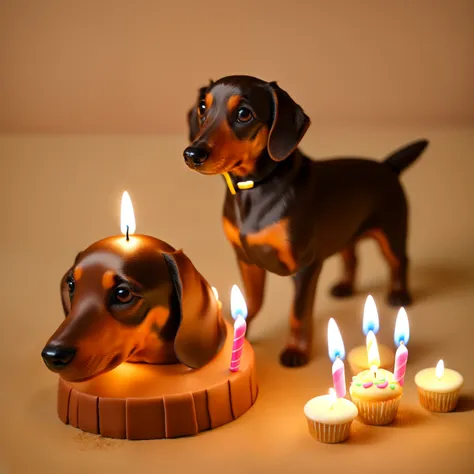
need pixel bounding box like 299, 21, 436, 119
183, 75, 428, 367
41, 236, 226, 382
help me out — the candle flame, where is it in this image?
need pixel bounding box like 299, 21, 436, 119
327, 318, 346, 362
367, 330, 380, 368
120, 191, 136, 237
211, 286, 219, 301
394, 307, 410, 346
328, 388, 337, 408
230, 284, 248, 320
363, 295, 380, 335
436, 359, 444, 379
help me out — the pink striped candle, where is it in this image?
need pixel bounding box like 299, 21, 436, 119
394, 343, 408, 385
328, 318, 347, 398
229, 285, 248, 372
332, 357, 346, 398
393, 307, 410, 385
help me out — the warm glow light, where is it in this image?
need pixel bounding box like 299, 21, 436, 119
436, 359, 444, 379
367, 331, 380, 368
328, 388, 337, 408
363, 295, 380, 335
230, 285, 248, 320
211, 286, 219, 301
328, 318, 346, 362
394, 307, 410, 346
120, 191, 136, 236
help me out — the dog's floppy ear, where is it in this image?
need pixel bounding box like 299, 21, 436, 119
266, 81, 311, 161
163, 249, 226, 369
186, 81, 213, 142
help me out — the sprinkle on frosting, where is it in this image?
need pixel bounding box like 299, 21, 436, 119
363, 382, 373, 389
376, 381, 389, 389
389, 384, 396, 390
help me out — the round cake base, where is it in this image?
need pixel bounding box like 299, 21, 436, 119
347, 344, 394, 375
56, 322, 257, 440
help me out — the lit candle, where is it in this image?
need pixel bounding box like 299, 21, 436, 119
229, 285, 248, 372
120, 191, 136, 240
415, 359, 464, 412
393, 307, 410, 385
366, 330, 380, 378
327, 318, 347, 398
347, 295, 394, 374
303, 387, 358, 443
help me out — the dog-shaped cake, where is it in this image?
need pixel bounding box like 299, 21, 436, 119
41, 236, 227, 382
183, 75, 428, 367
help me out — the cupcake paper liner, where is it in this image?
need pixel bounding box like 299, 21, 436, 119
351, 395, 401, 425
306, 418, 352, 444
417, 388, 460, 412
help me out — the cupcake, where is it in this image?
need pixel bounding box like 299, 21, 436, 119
347, 344, 395, 375
349, 368, 402, 425
415, 360, 463, 412
304, 390, 358, 443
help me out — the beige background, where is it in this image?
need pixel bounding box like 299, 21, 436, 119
1, 1, 474, 474
1, 0, 474, 133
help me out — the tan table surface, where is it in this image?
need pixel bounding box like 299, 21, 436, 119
1, 128, 473, 474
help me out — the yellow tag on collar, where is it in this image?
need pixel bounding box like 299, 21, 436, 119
237, 180, 254, 190
222, 173, 254, 194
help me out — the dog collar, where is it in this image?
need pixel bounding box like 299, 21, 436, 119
222, 173, 254, 195
221, 163, 280, 196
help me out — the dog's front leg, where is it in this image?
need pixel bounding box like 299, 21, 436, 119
236, 255, 267, 332
280, 260, 322, 368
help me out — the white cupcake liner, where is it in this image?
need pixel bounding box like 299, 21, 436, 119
351, 395, 401, 425
305, 418, 352, 443
417, 388, 460, 412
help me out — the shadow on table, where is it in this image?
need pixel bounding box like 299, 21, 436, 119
455, 394, 474, 413
391, 405, 431, 428
359, 262, 474, 304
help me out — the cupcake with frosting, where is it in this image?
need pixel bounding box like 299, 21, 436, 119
304, 389, 358, 443
415, 360, 463, 412
350, 368, 402, 425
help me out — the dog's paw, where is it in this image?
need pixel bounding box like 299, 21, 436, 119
279, 346, 309, 368
387, 290, 412, 307
330, 282, 354, 298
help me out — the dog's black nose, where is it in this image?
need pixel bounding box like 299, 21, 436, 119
183, 146, 209, 167
41, 345, 76, 371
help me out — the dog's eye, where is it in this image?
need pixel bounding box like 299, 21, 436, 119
66, 277, 75, 294
198, 100, 206, 117
113, 286, 134, 305
237, 107, 253, 123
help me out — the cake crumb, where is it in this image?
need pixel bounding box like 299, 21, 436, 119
74, 432, 124, 451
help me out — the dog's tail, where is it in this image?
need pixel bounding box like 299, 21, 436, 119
383, 139, 429, 175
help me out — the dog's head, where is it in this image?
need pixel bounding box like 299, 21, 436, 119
41, 236, 226, 382
183, 75, 310, 177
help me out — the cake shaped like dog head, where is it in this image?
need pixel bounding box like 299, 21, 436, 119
41, 235, 226, 382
